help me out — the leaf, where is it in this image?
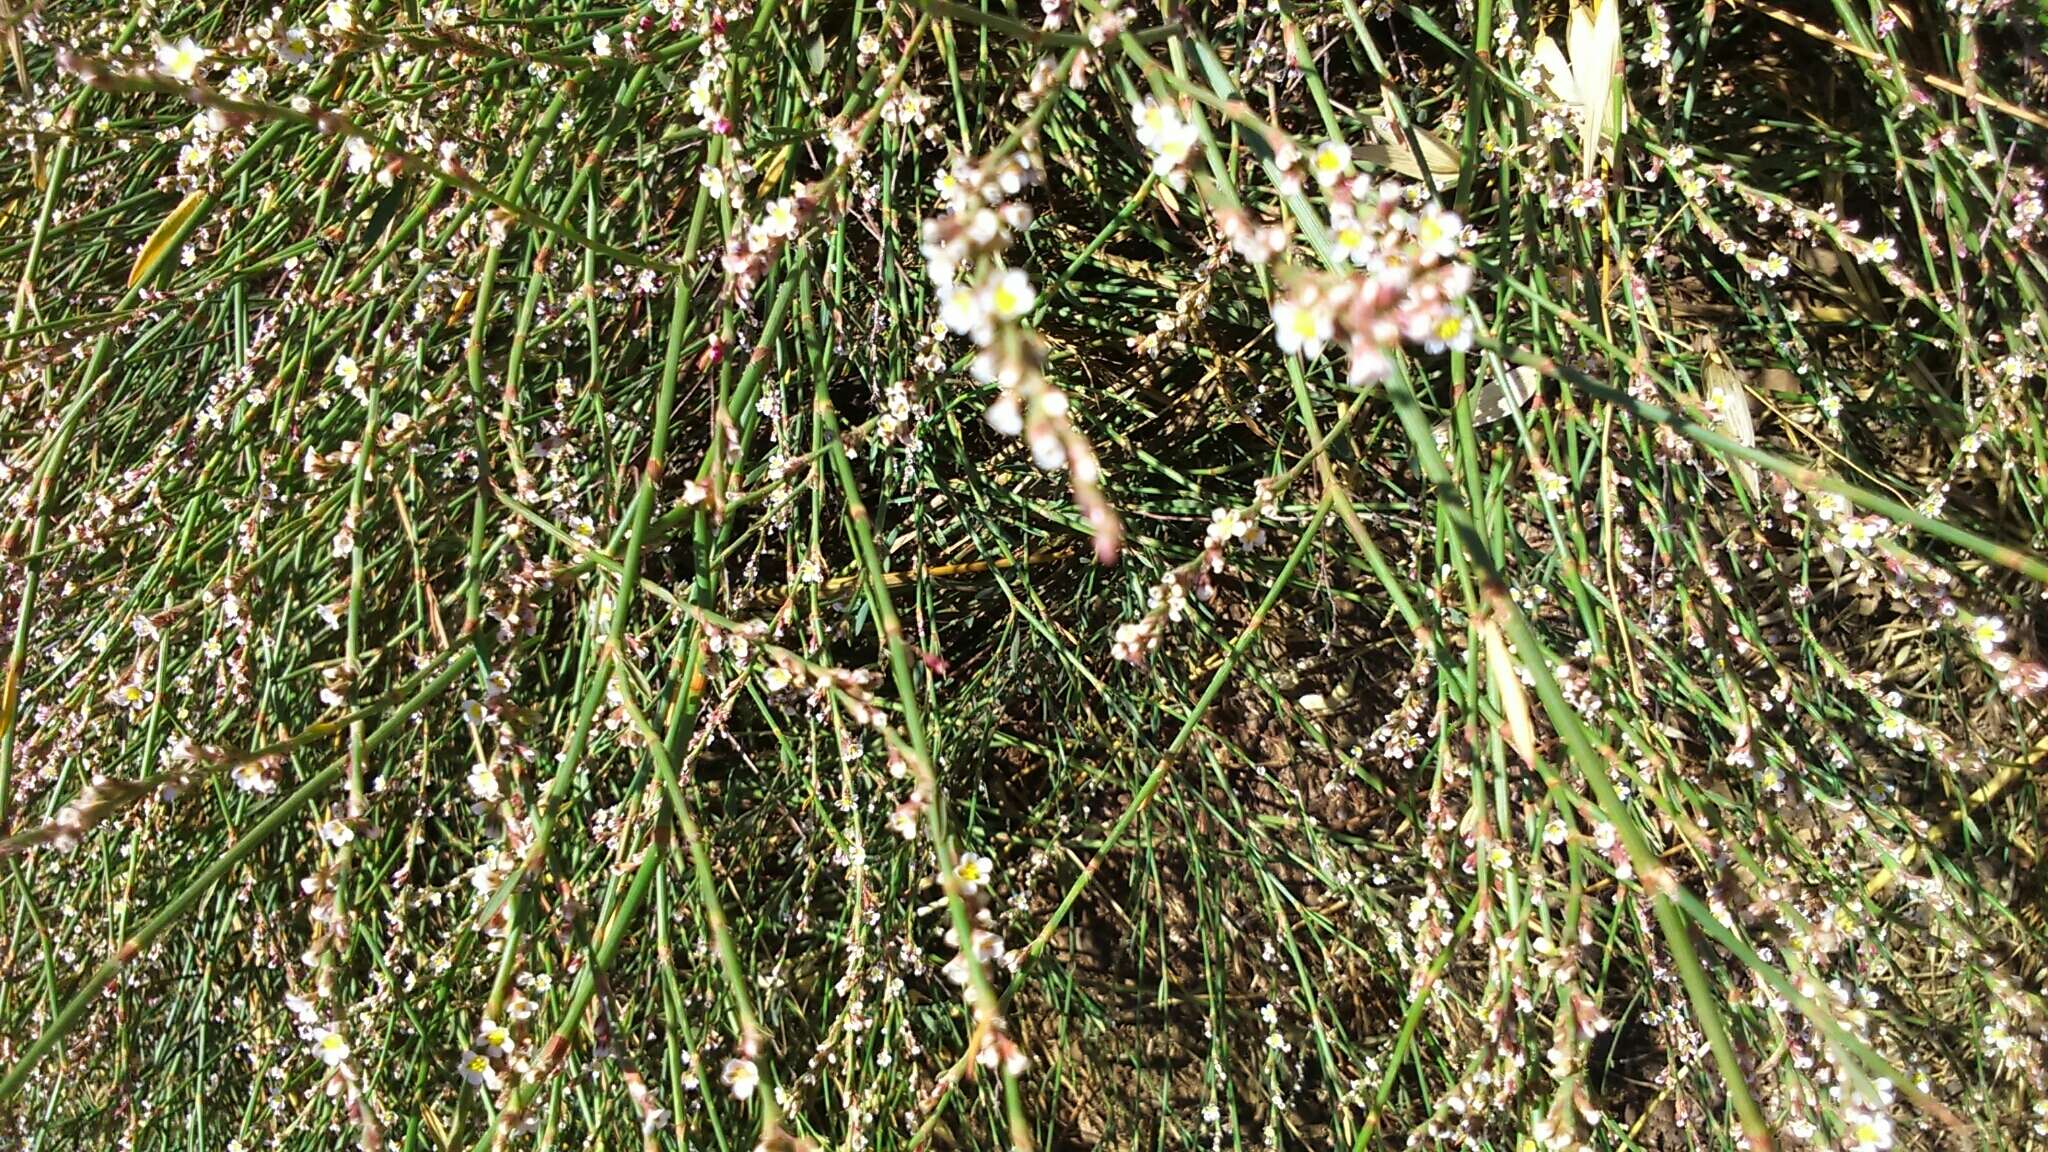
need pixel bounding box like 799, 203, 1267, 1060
129, 190, 208, 290
1533, 3, 1624, 178
1434, 362, 1537, 436
1472, 364, 1539, 427
1357, 117, 1462, 181
1480, 617, 1539, 769
1531, 33, 1577, 105
1700, 335, 1758, 499
1566, 0, 1622, 179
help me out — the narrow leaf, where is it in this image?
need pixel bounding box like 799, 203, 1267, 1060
129, 190, 208, 290
1700, 336, 1759, 499
1481, 617, 1540, 768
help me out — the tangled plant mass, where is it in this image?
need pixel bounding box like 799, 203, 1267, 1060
1, 1, 2048, 1151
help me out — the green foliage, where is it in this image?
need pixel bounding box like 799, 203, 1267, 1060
0, 2, 2045, 1151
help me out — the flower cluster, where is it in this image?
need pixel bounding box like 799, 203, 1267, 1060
922, 148, 1122, 561
1269, 185, 1474, 384
722, 183, 816, 302
1131, 97, 1202, 188
1111, 480, 1279, 662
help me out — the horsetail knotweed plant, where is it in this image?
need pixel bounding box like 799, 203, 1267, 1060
0, 1, 2047, 1152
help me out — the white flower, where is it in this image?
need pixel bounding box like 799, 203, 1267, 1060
1867, 236, 1898, 263
938, 283, 987, 336
954, 851, 993, 895
986, 267, 1036, 321
721, 1057, 760, 1100
233, 761, 278, 795
1838, 516, 1883, 551
476, 1018, 514, 1058
1844, 1107, 1893, 1152
1310, 140, 1352, 188
318, 818, 355, 846
333, 354, 360, 385
1206, 506, 1253, 546
943, 928, 1006, 985
1967, 614, 2007, 653
312, 1025, 351, 1066
326, 0, 355, 33
156, 38, 210, 82
457, 1050, 499, 1088
1131, 98, 1179, 149
1413, 206, 1463, 261
1152, 120, 1199, 174
1133, 99, 1199, 179
592, 30, 612, 57
985, 394, 1023, 437
1329, 212, 1372, 266
760, 198, 798, 239
1272, 296, 1332, 359
277, 26, 316, 64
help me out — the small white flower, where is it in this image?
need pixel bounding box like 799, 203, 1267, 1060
985, 394, 1024, 437
760, 198, 799, 239
986, 267, 1036, 321
277, 26, 316, 64
943, 928, 1006, 985
156, 38, 210, 82
1967, 614, 2007, 653
318, 818, 356, 847
1413, 206, 1463, 261
1329, 212, 1372, 266
333, 355, 360, 385
312, 1025, 351, 1066
346, 135, 376, 175
721, 1057, 760, 1100
953, 851, 994, 895
233, 761, 278, 796
326, 0, 355, 33
1867, 236, 1898, 263
592, 30, 612, 57
1272, 296, 1332, 359
1131, 98, 1179, 149
1837, 516, 1882, 551
476, 1018, 514, 1058
457, 1050, 498, 1088
1310, 140, 1352, 188
938, 283, 987, 336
